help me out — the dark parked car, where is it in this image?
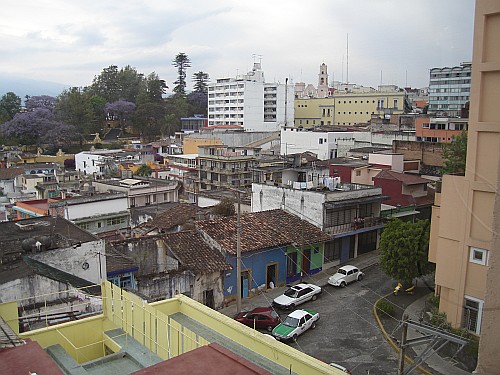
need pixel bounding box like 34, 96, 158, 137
234, 307, 281, 331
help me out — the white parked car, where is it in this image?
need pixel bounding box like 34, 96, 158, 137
328, 265, 364, 287
271, 309, 320, 341
272, 283, 322, 309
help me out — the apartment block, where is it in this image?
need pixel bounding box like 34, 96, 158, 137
207, 62, 294, 132
428, 62, 471, 117
428, 5, 500, 375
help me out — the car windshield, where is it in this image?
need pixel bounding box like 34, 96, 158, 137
284, 288, 299, 298
337, 269, 347, 275
282, 316, 299, 328
270, 311, 279, 319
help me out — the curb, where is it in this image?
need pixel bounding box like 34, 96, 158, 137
373, 293, 433, 375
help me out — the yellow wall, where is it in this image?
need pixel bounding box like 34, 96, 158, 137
2, 281, 344, 374
0, 301, 20, 334
294, 92, 406, 127
295, 98, 334, 127
183, 137, 223, 154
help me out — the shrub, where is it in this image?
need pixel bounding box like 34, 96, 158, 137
427, 294, 440, 308
376, 299, 395, 317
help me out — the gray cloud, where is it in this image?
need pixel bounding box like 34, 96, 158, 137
1, 0, 474, 90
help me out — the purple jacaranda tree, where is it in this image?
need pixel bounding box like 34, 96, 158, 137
104, 100, 136, 127
25, 95, 57, 111
0, 107, 77, 148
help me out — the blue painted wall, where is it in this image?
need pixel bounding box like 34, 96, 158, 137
223, 246, 287, 298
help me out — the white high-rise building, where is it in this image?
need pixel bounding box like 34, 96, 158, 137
207, 62, 294, 132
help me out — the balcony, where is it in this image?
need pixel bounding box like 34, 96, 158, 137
325, 216, 384, 236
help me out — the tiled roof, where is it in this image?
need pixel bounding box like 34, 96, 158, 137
106, 245, 138, 274
196, 209, 331, 255
133, 203, 202, 236
374, 170, 431, 185
162, 231, 231, 273
0, 167, 24, 179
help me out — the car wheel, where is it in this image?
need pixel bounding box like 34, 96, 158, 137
340, 281, 346, 288
312, 294, 317, 301
311, 322, 316, 329
358, 274, 364, 281
267, 325, 273, 332
292, 334, 298, 341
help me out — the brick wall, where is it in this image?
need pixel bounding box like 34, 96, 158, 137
393, 140, 444, 167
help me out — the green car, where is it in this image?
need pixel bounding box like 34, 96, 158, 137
271, 309, 320, 341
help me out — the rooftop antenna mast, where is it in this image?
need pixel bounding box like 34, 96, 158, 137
346, 33, 349, 85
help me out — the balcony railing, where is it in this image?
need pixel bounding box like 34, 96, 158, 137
325, 216, 384, 236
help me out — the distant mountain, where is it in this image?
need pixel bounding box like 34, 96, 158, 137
0, 75, 70, 100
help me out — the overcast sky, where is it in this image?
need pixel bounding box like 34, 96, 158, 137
1, 0, 475, 93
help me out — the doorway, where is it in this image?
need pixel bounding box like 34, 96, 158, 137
241, 270, 250, 298
266, 263, 278, 289
302, 249, 311, 275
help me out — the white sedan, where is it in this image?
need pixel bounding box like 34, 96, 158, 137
272, 283, 322, 309
328, 265, 364, 287
271, 309, 320, 341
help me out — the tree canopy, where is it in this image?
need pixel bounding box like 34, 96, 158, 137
212, 197, 236, 217
441, 130, 467, 175
135, 164, 153, 177
379, 219, 433, 285
0, 92, 22, 122
172, 52, 191, 96
0, 105, 78, 148
192, 71, 209, 94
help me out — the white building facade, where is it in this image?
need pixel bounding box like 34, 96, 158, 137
208, 62, 294, 132
281, 127, 354, 160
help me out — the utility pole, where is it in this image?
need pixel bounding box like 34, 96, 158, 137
398, 315, 409, 375
229, 187, 245, 314
236, 190, 242, 314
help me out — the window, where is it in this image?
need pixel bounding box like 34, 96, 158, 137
356, 170, 361, 176
319, 139, 323, 144
469, 247, 488, 265
130, 197, 135, 207
145, 195, 151, 205
393, 99, 398, 108
463, 296, 483, 334
79, 223, 90, 230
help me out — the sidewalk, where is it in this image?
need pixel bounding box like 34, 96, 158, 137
404, 294, 471, 375
219, 249, 380, 317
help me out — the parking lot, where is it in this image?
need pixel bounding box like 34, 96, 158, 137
222, 264, 402, 375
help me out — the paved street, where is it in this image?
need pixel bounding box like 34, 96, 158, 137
220, 261, 403, 375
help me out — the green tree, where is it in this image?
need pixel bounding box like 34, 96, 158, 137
133, 102, 167, 140
0, 92, 22, 122
136, 72, 167, 105
117, 65, 144, 103
212, 198, 236, 216
379, 219, 433, 285
135, 164, 153, 177
162, 95, 189, 135
441, 130, 467, 175
91, 65, 120, 102
172, 52, 191, 96
192, 71, 209, 94
56, 87, 95, 136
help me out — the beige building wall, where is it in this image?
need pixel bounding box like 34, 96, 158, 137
334, 92, 406, 126
429, 3, 500, 373
183, 137, 223, 154
294, 92, 406, 128
294, 98, 334, 127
